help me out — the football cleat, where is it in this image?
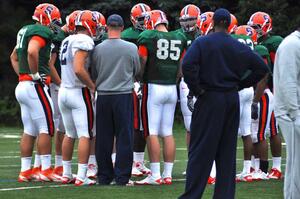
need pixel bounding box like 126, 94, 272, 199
134, 175, 162, 185
252, 170, 269, 181
53, 166, 63, 176
268, 168, 282, 180
87, 164, 97, 179
207, 176, 216, 185
236, 172, 253, 182
162, 177, 172, 185
135, 162, 151, 175
131, 165, 144, 177
31, 167, 41, 181
39, 168, 54, 182
74, 177, 96, 186
18, 169, 32, 182
60, 175, 75, 184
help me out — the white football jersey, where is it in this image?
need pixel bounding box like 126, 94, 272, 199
59, 33, 94, 88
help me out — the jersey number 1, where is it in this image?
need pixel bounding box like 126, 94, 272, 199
157, 39, 182, 61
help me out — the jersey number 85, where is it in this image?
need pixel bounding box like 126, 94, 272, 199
156, 39, 182, 61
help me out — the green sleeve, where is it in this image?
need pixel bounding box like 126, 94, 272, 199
137, 30, 152, 46
27, 24, 53, 41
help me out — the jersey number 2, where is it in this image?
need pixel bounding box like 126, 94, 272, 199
157, 39, 181, 61
60, 40, 69, 65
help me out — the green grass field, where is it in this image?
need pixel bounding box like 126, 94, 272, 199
0, 123, 284, 199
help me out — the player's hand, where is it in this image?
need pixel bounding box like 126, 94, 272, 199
30, 72, 46, 85
251, 102, 259, 120
187, 95, 194, 112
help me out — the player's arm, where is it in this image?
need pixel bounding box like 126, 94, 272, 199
253, 74, 268, 103
177, 49, 186, 82
10, 47, 19, 75
49, 52, 61, 85
137, 45, 148, 81
74, 50, 95, 92
27, 36, 46, 78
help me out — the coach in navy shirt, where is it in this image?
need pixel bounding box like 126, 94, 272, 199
179, 8, 269, 199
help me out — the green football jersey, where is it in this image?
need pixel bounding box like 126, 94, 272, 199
254, 45, 271, 69
260, 35, 283, 65
231, 34, 254, 50
174, 28, 199, 48
16, 24, 54, 75
121, 27, 142, 45
138, 30, 186, 85
52, 29, 67, 77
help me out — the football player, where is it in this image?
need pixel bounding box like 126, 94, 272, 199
232, 25, 257, 182
174, 3, 200, 177
58, 10, 97, 186
248, 12, 283, 179
10, 3, 61, 182
135, 10, 186, 185
121, 3, 151, 177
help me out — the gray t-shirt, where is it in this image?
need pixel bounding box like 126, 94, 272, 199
91, 39, 140, 95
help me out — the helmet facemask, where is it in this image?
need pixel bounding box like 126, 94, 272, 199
180, 16, 197, 32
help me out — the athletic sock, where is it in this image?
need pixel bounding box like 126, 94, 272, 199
111, 153, 116, 164
260, 160, 269, 173
40, 154, 51, 171
55, 155, 62, 168
242, 160, 251, 174
77, 163, 88, 180
88, 155, 96, 166
162, 162, 174, 178
21, 157, 32, 172
210, 161, 216, 178
272, 157, 281, 171
150, 162, 161, 178
33, 154, 41, 168
254, 158, 260, 172
133, 152, 145, 163
62, 160, 72, 177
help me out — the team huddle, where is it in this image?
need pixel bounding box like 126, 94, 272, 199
10, 2, 282, 186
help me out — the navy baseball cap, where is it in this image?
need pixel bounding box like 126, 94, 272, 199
107, 14, 124, 27
213, 8, 231, 26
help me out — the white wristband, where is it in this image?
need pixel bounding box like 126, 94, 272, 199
30, 72, 41, 80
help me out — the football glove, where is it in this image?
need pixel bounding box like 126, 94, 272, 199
30, 72, 47, 85
251, 102, 259, 120
187, 95, 194, 112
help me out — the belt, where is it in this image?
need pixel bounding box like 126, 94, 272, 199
19, 74, 51, 85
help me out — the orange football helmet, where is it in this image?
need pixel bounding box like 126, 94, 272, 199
93, 11, 107, 40
247, 11, 272, 38
130, 3, 151, 30
197, 11, 214, 35
179, 4, 201, 32
66, 10, 81, 33
146, 10, 168, 30
32, 3, 61, 26
75, 10, 99, 38
228, 14, 238, 33
235, 25, 258, 44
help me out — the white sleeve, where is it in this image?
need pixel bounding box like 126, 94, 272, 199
72, 35, 95, 54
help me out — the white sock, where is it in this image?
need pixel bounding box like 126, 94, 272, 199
272, 157, 281, 171
77, 163, 88, 180
62, 160, 72, 177
111, 153, 116, 164
254, 158, 260, 171
133, 152, 145, 163
150, 162, 161, 178
243, 160, 252, 174
251, 155, 255, 169
41, 154, 51, 171
21, 157, 32, 172
55, 155, 62, 168
88, 155, 96, 166
210, 161, 216, 178
162, 162, 174, 178
33, 154, 41, 168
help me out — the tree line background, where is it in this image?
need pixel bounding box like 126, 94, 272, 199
0, 0, 299, 125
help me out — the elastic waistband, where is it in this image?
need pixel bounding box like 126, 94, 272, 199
19, 74, 51, 85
